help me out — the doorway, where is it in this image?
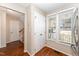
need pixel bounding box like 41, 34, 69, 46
6, 9, 24, 43
0, 7, 26, 55
6, 9, 25, 55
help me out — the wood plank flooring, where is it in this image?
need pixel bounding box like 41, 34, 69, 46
35, 47, 66, 56
0, 41, 29, 56
0, 40, 66, 56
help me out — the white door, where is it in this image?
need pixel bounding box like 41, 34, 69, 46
33, 11, 45, 53
9, 20, 19, 43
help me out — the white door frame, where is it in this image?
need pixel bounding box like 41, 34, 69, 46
0, 6, 28, 53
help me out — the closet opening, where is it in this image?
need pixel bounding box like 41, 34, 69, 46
6, 9, 25, 55
0, 6, 27, 55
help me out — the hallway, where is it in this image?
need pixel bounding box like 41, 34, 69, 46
0, 41, 66, 56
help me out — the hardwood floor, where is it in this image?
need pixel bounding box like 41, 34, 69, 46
0, 41, 29, 56
0, 40, 66, 56
35, 47, 66, 56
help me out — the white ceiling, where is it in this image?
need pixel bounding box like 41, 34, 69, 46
20, 3, 73, 14
6, 3, 74, 18
6, 3, 77, 24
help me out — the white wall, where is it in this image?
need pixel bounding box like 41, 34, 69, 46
24, 6, 31, 54
0, 11, 1, 47
0, 7, 6, 48
26, 5, 46, 55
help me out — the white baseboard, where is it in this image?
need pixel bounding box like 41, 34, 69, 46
31, 47, 44, 56
24, 45, 45, 56
24, 43, 73, 56
45, 44, 72, 56
6, 40, 20, 44
24, 49, 31, 56
0, 45, 6, 48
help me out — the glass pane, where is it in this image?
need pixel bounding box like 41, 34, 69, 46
59, 9, 73, 44
48, 15, 56, 40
